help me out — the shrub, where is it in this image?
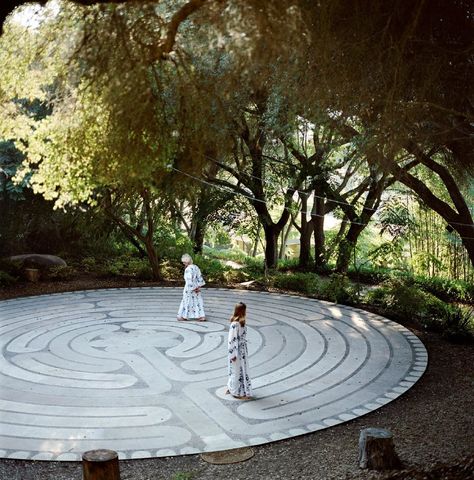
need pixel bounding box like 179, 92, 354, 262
97, 256, 153, 279
347, 265, 393, 284
193, 255, 228, 283
319, 273, 358, 304
380, 277, 427, 318
45, 265, 76, 281
0, 259, 23, 277
161, 259, 182, 281
413, 275, 473, 303
365, 277, 442, 320
439, 306, 474, 343
154, 228, 193, 261
364, 276, 473, 342
272, 272, 320, 294
242, 257, 265, 277
204, 246, 248, 264
0, 270, 17, 287
224, 269, 249, 283
277, 258, 301, 271
81, 256, 98, 272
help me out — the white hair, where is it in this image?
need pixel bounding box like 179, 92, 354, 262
181, 253, 193, 264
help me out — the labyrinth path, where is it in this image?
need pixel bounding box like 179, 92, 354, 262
0, 287, 427, 461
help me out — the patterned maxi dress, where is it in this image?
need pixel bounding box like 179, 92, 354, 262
227, 321, 252, 397
177, 264, 206, 319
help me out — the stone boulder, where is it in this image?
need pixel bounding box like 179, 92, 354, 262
6, 254, 67, 270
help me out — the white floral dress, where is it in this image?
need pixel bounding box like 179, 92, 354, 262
227, 321, 252, 397
177, 264, 206, 319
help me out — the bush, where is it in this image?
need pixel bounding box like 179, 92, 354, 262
319, 273, 358, 304
277, 258, 301, 271
193, 255, 228, 283
413, 275, 474, 304
0, 270, 17, 287
364, 276, 473, 342
96, 255, 153, 279
272, 272, 320, 294
224, 269, 249, 283
45, 265, 76, 281
365, 277, 443, 320
0, 259, 23, 277
154, 228, 193, 261
348, 265, 393, 284
439, 306, 474, 343
242, 257, 265, 277
80, 256, 98, 272
204, 246, 248, 264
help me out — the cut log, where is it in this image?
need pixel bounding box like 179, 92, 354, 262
24, 268, 39, 282
359, 428, 401, 470
82, 449, 120, 480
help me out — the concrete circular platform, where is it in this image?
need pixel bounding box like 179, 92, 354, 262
0, 287, 427, 461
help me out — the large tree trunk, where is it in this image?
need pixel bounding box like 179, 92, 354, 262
190, 213, 206, 254
336, 222, 365, 273
299, 223, 312, 268
262, 224, 279, 269
144, 236, 161, 280
312, 196, 326, 271
192, 220, 206, 254
298, 193, 313, 268
451, 224, 474, 268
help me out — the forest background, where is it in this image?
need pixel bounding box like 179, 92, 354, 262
0, 0, 473, 342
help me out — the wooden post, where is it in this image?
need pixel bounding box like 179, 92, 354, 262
82, 449, 120, 480
358, 428, 401, 470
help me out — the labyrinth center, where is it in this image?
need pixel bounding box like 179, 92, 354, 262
0, 287, 427, 461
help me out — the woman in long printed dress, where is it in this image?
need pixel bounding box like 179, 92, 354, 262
226, 302, 252, 399
177, 253, 206, 321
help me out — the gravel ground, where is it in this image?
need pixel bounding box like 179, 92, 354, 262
0, 278, 473, 480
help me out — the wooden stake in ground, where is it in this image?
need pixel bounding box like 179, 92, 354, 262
82, 449, 120, 480
358, 428, 401, 470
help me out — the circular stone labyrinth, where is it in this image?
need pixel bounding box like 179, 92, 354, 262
0, 287, 428, 461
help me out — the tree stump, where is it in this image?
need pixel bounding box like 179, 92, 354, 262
24, 268, 39, 282
82, 449, 120, 480
358, 428, 401, 470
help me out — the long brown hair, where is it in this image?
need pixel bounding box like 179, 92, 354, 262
230, 302, 246, 327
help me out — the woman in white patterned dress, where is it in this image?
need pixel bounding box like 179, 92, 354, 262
226, 302, 252, 399
177, 253, 206, 321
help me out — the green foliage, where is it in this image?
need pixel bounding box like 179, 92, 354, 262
224, 269, 249, 283
364, 276, 473, 342
160, 260, 182, 281
272, 272, 320, 294
366, 277, 427, 318
439, 306, 474, 343
0, 259, 23, 277
412, 275, 474, 304
85, 255, 152, 280
193, 255, 228, 283
206, 224, 232, 248
242, 256, 265, 277
277, 258, 301, 271
347, 265, 392, 284
0, 270, 17, 287
45, 265, 76, 281
203, 246, 248, 264
319, 273, 358, 304
154, 227, 193, 262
